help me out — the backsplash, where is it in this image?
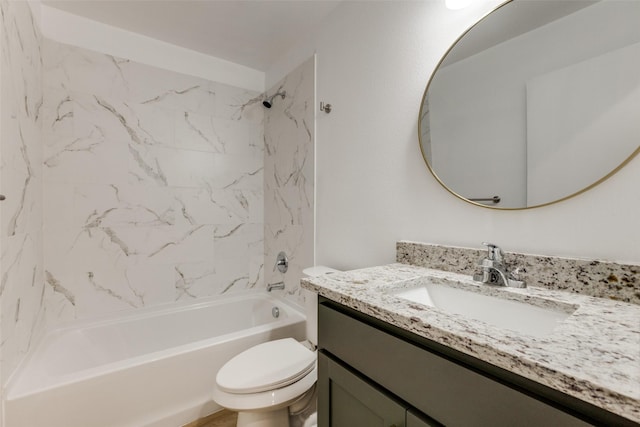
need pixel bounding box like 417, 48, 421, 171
264, 58, 314, 307
42, 40, 265, 324
397, 241, 640, 305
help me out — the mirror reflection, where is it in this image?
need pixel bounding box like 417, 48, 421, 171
420, 0, 640, 209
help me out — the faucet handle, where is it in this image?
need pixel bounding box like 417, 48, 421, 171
510, 267, 527, 281
274, 251, 288, 273
481, 242, 503, 262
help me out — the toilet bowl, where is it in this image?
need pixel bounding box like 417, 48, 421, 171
212, 266, 339, 427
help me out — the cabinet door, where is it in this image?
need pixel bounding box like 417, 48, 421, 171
407, 409, 441, 427
318, 352, 406, 427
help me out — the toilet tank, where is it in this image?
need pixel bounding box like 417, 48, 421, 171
302, 266, 340, 347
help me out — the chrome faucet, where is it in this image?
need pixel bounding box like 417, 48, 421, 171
473, 242, 526, 288
267, 281, 285, 292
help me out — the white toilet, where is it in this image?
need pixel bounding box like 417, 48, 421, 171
212, 266, 339, 427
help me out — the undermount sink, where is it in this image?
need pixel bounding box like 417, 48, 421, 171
393, 282, 575, 338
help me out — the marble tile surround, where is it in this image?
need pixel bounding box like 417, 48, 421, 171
1, 12, 316, 397
0, 0, 45, 390
41, 40, 266, 325
264, 58, 314, 307
397, 240, 640, 304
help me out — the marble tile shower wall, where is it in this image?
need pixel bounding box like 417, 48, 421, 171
41, 40, 265, 324
264, 58, 314, 307
0, 1, 45, 385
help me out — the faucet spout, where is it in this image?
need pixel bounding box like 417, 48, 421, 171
473, 243, 526, 288
267, 281, 285, 292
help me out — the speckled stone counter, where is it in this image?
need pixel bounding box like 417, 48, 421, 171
397, 241, 640, 304
301, 264, 640, 423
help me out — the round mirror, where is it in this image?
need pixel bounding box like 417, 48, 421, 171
419, 0, 640, 209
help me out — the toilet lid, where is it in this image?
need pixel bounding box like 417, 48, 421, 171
216, 338, 316, 394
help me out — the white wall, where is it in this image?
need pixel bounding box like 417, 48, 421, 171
39, 4, 264, 92
268, 0, 640, 268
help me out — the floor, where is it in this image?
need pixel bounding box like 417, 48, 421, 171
183, 410, 238, 427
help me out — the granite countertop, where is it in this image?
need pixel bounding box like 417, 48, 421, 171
301, 263, 640, 423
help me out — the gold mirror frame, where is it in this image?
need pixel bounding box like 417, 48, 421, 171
418, 0, 640, 210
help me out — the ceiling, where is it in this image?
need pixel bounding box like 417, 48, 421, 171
43, 0, 342, 71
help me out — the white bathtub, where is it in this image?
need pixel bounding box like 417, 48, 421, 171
4, 291, 306, 427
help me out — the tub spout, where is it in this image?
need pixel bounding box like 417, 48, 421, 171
267, 282, 285, 292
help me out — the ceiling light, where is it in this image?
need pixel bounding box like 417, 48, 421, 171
446, 0, 473, 10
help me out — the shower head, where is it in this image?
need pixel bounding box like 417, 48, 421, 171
263, 91, 286, 108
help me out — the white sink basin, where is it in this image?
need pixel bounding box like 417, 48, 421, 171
394, 283, 574, 338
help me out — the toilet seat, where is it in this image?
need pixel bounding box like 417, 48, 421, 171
213, 338, 318, 412
213, 364, 317, 412
216, 338, 316, 394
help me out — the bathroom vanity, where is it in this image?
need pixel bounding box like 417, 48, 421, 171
302, 252, 640, 427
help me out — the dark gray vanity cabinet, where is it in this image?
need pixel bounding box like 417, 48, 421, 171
318, 352, 439, 427
318, 353, 405, 427
317, 298, 635, 427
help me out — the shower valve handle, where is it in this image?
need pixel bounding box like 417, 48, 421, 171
274, 251, 288, 273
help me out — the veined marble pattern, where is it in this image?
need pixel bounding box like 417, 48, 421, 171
397, 240, 640, 304
41, 40, 265, 325
0, 0, 45, 390
264, 58, 314, 307
301, 264, 640, 423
